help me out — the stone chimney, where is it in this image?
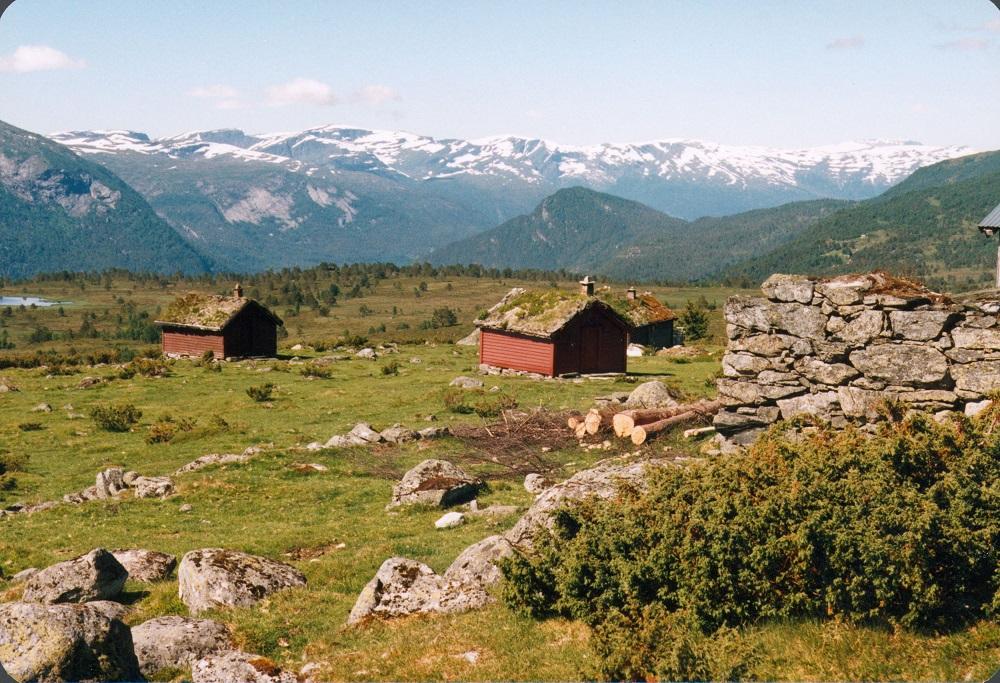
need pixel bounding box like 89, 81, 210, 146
626, 286, 637, 301
579, 276, 595, 297
233, 283, 243, 299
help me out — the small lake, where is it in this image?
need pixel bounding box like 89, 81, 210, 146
0, 296, 70, 307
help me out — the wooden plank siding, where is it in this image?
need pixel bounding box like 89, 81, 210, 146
480, 329, 555, 376
162, 329, 226, 358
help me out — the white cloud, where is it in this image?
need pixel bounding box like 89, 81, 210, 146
355, 84, 400, 105
186, 84, 240, 99
0, 45, 85, 73
266, 77, 337, 106
935, 37, 992, 51
826, 35, 865, 50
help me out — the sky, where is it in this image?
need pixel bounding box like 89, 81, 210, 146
1, 0, 999, 148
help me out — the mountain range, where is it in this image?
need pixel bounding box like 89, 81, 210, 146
48, 126, 970, 271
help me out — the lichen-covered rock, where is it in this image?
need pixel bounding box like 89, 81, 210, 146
761, 273, 814, 304
623, 380, 678, 409
837, 386, 886, 419
794, 357, 859, 386
23, 549, 128, 604
848, 345, 949, 387
889, 310, 955, 341
523, 473, 552, 495
192, 650, 299, 683
728, 333, 809, 357
950, 361, 1000, 395
444, 535, 514, 587
347, 558, 491, 626
387, 459, 482, 509
84, 600, 130, 622
133, 475, 175, 499
776, 391, 839, 420
815, 275, 875, 306
435, 511, 465, 529
349, 422, 383, 443
95, 467, 127, 499
0, 601, 141, 682
449, 376, 484, 389
725, 297, 827, 339
132, 615, 232, 676
951, 326, 1000, 350
111, 549, 177, 582
504, 459, 662, 549
178, 549, 306, 614
831, 310, 884, 346
380, 424, 418, 444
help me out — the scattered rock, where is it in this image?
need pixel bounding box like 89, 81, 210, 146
324, 434, 366, 448
355, 347, 377, 360
417, 426, 449, 439
133, 475, 175, 499
179, 503, 193, 513
523, 473, 552, 495
132, 616, 232, 677
349, 422, 383, 443
290, 462, 328, 473
435, 511, 465, 529
178, 548, 307, 614
623, 381, 678, 409
122, 470, 140, 486
31, 403, 52, 413
387, 459, 483, 509
192, 650, 299, 683
111, 549, 177, 582
461, 651, 480, 665
965, 399, 993, 417
23, 548, 129, 604
505, 459, 663, 549
626, 343, 646, 357
449, 376, 484, 389
77, 376, 104, 389
95, 467, 128, 499
0, 602, 141, 683
176, 452, 252, 474
380, 423, 418, 444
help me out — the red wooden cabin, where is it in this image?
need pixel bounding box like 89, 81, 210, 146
476, 278, 630, 376
156, 285, 283, 359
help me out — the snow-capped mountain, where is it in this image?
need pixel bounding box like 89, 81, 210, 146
48, 126, 974, 271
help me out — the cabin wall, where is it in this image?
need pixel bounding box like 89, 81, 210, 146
479, 329, 555, 376
554, 307, 628, 375
162, 329, 226, 358
631, 321, 675, 348
223, 307, 278, 357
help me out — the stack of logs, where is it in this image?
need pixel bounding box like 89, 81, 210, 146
568, 399, 721, 445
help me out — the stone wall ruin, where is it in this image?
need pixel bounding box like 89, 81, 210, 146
714, 272, 1000, 444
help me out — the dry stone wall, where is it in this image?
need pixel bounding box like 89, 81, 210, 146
715, 272, 1000, 444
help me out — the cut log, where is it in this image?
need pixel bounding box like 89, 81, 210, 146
567, 414, 582, 430
683, 426, 716, 439
584, 410, 602, 435
574, 422, 587, 439
613, 400, 722, 439
629, 401, 719, 446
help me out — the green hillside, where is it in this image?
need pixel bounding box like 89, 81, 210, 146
721, 165, 1000, 291
427, 186, 689, 272
602, 198, 850, 282
0, 120, 211, 279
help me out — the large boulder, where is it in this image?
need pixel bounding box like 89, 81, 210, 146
889, 310, 955, 341
0, 602, 141, 682
623, 380, 678, 409
22, 549, 128, 604
95, 467, 127, 499
443, 535, 514, 587
111, 549, 177, 582
387, 459, 483, 509
132, 615, 232, 676
380, 424, 418, 444
504, 459, 663, 549
456, 328, 480, 346
178, 548, 307, 614
347, 557, 491, 626
192, 650, 299, 683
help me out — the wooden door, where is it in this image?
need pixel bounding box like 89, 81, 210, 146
580, 325, 601, 373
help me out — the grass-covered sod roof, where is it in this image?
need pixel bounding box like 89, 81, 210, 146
476, 287, 647, 338
155, 293, 282, 331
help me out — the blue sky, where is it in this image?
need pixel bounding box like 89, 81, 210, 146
1, 0, 999, 148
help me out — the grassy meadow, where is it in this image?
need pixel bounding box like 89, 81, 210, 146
1, 271, 999, 681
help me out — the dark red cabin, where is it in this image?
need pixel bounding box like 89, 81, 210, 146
156, 285, 283, 359
476, 278, 630, 377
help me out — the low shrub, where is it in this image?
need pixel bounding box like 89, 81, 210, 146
246, 383, 275, 402
146, 420, 176, 444
17, 422, 43, 432
301, 363, 333, 379
0, 452, 28, 474
500, 411, 1000, 678
90, 403, 142, 432
442, 387, 517, 417
380, 360, 400, 376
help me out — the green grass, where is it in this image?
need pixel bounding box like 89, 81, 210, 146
2, 274, 997, 680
